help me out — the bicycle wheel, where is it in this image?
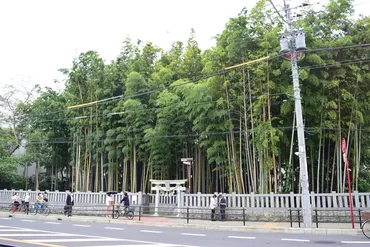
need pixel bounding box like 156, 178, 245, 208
362, 220, 370, 239
8, 204, 14, 212
43, 208, 51, 216
32, 205, 38, 215
126, 211, 134, 220
113, 210, 120, 219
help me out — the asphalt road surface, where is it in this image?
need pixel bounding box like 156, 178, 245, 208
0, 216, 369, 247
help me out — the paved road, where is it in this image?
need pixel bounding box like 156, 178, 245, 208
0, 216, 369, 247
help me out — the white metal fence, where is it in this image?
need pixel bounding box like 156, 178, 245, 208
1, 189, 369, 209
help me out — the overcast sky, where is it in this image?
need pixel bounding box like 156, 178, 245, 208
0, 0, 369, 93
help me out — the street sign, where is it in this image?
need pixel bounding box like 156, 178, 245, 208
181, 158, 193, 162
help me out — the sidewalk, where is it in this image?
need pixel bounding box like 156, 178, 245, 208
0, 211, 363, 236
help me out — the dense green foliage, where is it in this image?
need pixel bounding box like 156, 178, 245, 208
1, 0, 370, 193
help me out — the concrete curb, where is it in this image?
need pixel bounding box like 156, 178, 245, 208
0, 212, 363, 236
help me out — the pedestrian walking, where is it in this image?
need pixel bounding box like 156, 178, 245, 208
106, 193, 113, 217
24, 193, 30, 214
65, 192, 73, 217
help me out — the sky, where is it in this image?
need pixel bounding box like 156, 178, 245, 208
0, 0, 369, 93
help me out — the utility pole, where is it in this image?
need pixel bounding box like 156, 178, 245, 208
280, 0, 312, 228
181, 158, 193, 193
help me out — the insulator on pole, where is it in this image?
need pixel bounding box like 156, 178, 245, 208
279, 36, 290, 54
295, 31, 307, 51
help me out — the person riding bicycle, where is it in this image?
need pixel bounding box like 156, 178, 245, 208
120, 192, 130, 213
43, 192, 49, 208
35, 193, 43, 213
11, 192, 20, 210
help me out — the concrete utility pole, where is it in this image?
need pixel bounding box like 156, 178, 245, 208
280, 0, 312, 228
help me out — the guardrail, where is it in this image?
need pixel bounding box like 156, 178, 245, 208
289, 208, 370, 228
2, 202, 368, 229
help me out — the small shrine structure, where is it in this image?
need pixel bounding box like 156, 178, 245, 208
150, 179, 187, 216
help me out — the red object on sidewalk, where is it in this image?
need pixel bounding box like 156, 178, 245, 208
136, 217, 169, 222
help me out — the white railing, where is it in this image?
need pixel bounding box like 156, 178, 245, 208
0, 189, 143, 206
182, 191, 370, 209
1, 189, 369, 209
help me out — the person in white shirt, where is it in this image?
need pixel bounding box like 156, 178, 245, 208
210, 194, 218, 221
11, 192, 20, 210
24, 193, 30, 214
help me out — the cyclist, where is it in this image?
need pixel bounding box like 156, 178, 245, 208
120, 192, 130, 213
11, 192, 20, 211
43, 192, 49, 209
35, 193, 43, 213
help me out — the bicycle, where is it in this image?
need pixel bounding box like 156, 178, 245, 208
113, 204, 134, 220
32, 203, 51, 216
8, 201, 27, 213
361, 211, 370, 239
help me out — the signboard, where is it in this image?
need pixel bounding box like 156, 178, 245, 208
341, 138, 347, 154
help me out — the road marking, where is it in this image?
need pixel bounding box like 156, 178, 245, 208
21, 219, 35, 222
72, 224, 91, 227
84, 245, 178, 247
29, 238, 117, 243
0, 225, 199, 247
45, 222, 61, 225
181, 233, 206, 237
140, 230, 163, 233
104, 227, 124, 230
0, 233, 76, 237
282, 238, 310, 242
228, 236, 256, 239
0, 229, 38, 232
0, 236, 64, 247
341, 241, 370, 244
0, 218, 11, 220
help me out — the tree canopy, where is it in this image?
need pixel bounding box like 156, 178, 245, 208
1, 0, 370, 193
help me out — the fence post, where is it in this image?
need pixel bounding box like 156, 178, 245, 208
232, 192, 236, 208
289, 209, 292, 227
354, 191, 360, 208
186, 207, 189, 224
112, 204, 115, 219
139, 206, 141, 221
298, 208, 301, 228
315, 209, 318, 228
358, 209, 362, 227
243, 208, 246, 226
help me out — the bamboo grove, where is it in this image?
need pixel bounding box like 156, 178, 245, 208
1, 0, 370, 194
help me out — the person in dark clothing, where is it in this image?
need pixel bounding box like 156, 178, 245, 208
65, 192, 73, 217
219, 195, 227, 221
120, 192, 130, 213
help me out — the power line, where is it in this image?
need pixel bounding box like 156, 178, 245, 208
300, 58, 370, 70
268, 0, 287, 23
306, 43, 370, 53
5, 125, 370, 146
